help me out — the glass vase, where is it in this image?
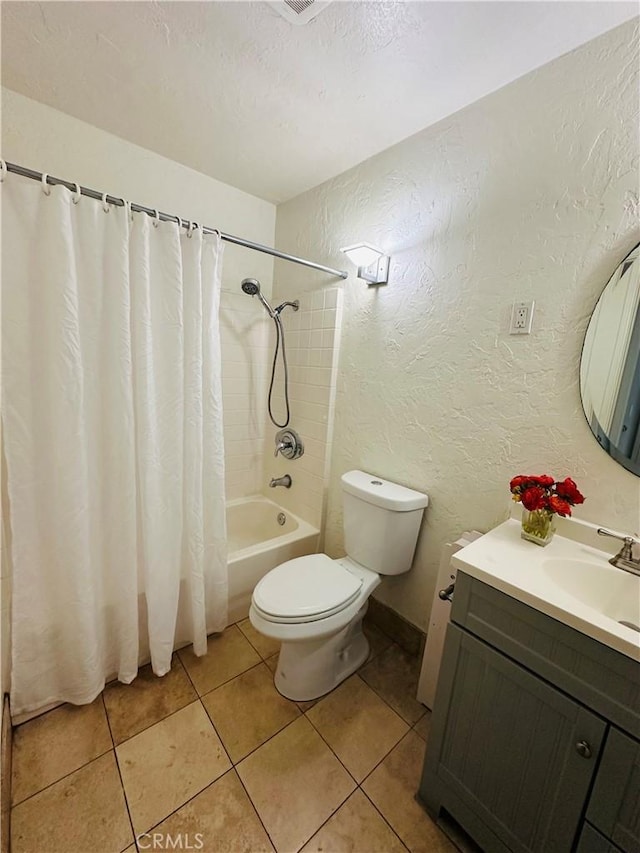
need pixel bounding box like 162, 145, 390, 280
521, 509, 556, 546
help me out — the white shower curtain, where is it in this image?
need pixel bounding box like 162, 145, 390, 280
2, 177, 228, 715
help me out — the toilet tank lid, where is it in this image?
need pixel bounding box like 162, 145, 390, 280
341, 470, 429, 512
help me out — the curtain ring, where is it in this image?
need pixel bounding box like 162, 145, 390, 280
152, 209, 160, 228
187, 221, 195, 238
72, 182, 81, 205
0, 160, 7, 183
41, 173, 51, 196
101, 192, 110, 213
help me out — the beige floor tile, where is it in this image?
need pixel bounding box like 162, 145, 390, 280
414, 710, 432, 742
11, 752, 133, 853
104, 655, 197, 744
360, 643, 427, 724
301, 789, 407, 853
362, 730, 455, 853
238, 618, 281, 660
202, 663, 299, 762
178, 625, 261, 695
237, 716, 356, 852
264, 653, 279, 673
307, 676, 408, 782
11, 697, 112, 804
117, 700, 231, 834
152, 770, 275, 853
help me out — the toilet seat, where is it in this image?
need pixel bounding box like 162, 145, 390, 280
252, 554, 363, 623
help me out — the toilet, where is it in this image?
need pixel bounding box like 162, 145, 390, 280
249, 470, 429, 701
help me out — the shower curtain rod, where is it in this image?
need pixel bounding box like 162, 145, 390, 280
3, 161, 349, 280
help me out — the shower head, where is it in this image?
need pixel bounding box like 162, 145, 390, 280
241, 278, 261, 296
241, 278, 276, 318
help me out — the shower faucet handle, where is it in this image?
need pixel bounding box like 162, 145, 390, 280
274, 428, 304, 460
274, 437, 291, 457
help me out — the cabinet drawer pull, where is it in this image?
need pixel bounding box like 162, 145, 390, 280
575, 740, 592, 759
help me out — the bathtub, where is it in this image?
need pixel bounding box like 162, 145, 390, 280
226, 495, 320, 625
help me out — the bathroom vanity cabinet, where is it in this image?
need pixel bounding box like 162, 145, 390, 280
418, 572, 640, 853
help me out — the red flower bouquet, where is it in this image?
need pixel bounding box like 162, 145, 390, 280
510, 474, 585, 545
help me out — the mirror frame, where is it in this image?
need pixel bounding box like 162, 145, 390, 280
579, 242, 640, 477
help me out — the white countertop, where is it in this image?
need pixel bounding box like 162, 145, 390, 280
452, 518, 640, 662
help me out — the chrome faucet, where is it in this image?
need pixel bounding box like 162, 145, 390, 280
597, 529, 640, 576
269, 475, 292, 489
274, 428, 304, 460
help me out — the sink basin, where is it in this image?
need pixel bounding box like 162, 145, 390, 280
451, 518, 640, 660
542, 558, 640, 631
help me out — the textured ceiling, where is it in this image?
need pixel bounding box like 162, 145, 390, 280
1, 1, 637, 203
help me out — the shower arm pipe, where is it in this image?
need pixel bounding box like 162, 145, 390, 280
2, 161, 349, 280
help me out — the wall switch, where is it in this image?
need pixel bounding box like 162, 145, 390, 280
510, 300, 535, 335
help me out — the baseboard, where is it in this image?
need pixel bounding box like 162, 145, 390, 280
1, 693, 11, 853
366, 597, 426, 658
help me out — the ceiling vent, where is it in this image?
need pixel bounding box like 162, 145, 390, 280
267, 0, 333, 26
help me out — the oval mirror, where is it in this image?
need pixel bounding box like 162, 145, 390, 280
580, 241, 640, 477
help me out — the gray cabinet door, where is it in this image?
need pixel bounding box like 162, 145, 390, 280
420, 624, 607, 853
588, 727, 640, 853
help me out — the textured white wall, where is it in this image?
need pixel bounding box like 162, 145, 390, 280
274, 21, 640, 631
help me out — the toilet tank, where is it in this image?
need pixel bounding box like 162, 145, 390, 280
341, 470, 429, 575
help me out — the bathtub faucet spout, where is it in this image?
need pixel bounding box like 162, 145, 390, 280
269, 475, 292, 489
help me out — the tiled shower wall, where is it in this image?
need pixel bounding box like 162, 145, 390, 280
263, 287, 343, 529
221, 279, 343, 525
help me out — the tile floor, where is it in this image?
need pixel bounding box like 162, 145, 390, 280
10, 619, 455, 853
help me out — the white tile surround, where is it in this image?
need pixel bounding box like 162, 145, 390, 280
221, 285, 342, 519
262, 287, 343, 529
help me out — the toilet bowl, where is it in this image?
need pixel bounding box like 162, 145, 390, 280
249, 554, 380, 700
249, 470, 428, 701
